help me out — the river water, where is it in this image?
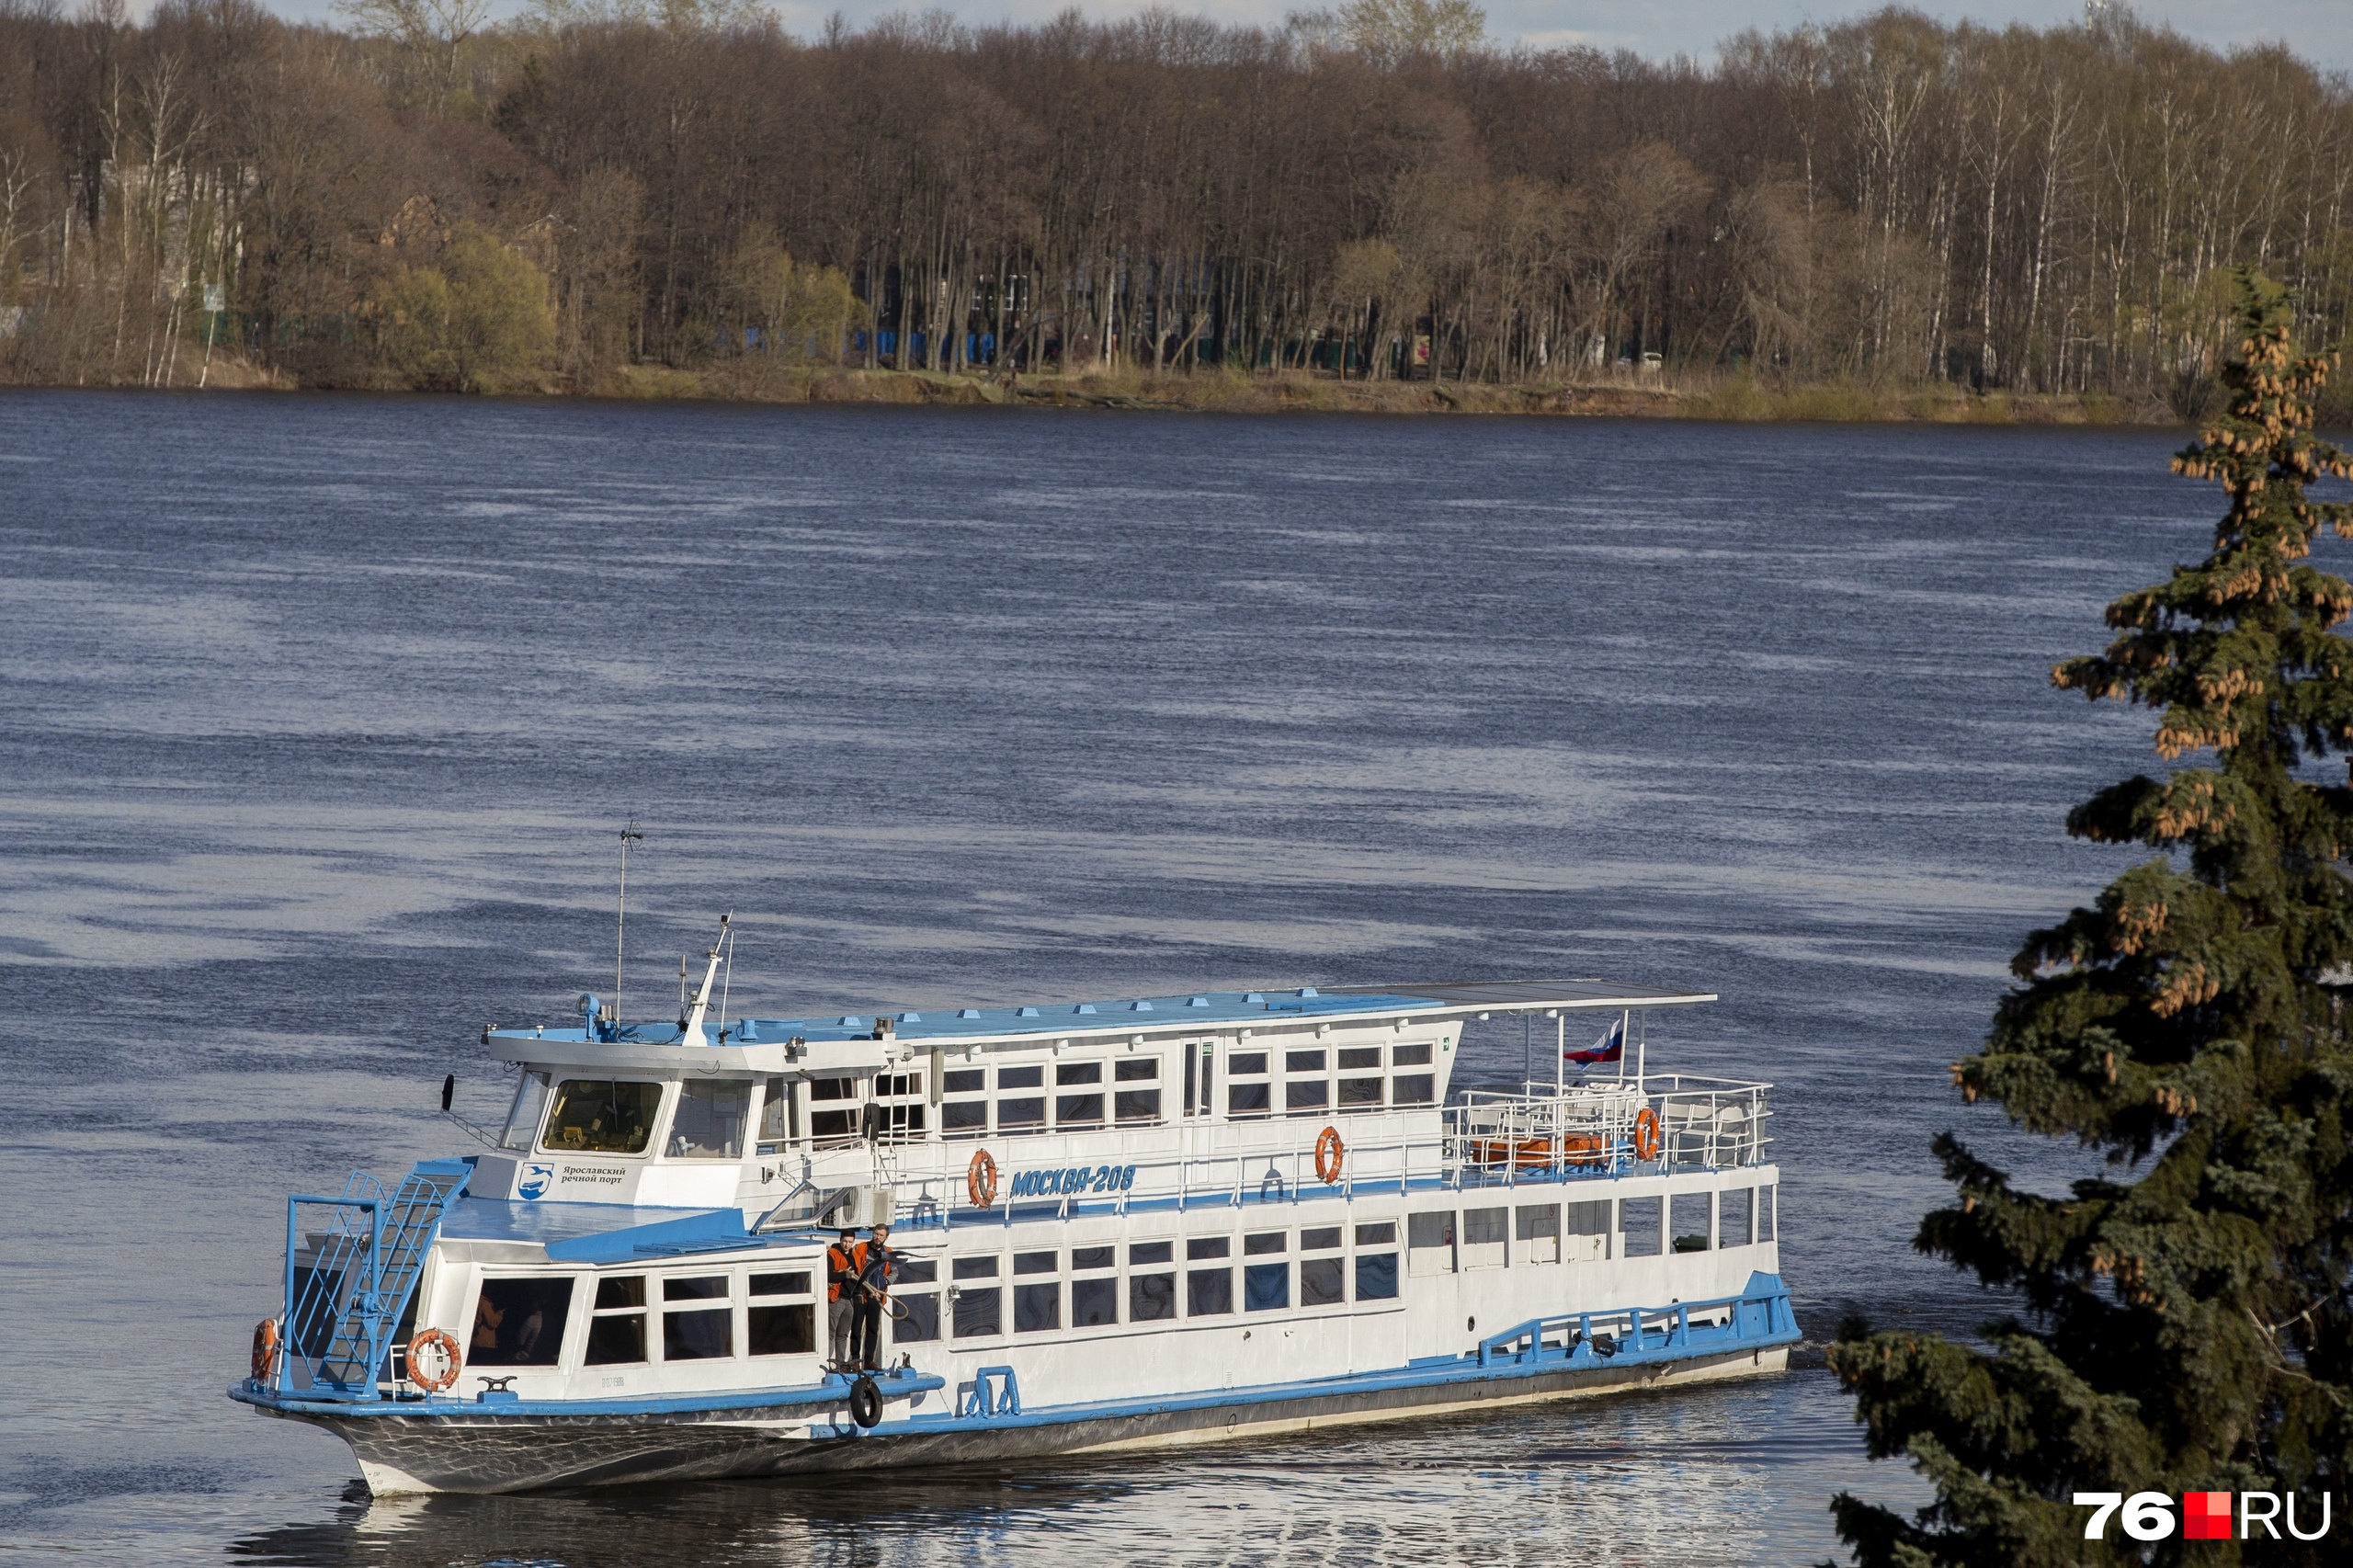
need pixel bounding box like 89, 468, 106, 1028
0, 391, 2229, 1564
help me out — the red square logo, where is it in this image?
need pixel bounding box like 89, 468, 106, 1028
2183, 1491, 2233, 1540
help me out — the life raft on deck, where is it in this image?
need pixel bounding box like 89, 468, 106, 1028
1467, 1133, 1611, 1169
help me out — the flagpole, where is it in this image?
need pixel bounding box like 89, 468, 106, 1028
1631, 1009, 1643, 1094
1554, 1012, 1564, 1098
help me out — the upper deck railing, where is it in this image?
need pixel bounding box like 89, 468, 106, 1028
767, 1074, 1773, 1233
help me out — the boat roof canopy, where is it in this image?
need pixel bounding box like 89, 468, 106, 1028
486, 978, 1712, 1057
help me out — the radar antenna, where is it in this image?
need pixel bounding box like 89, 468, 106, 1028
614, 819, 642, 1027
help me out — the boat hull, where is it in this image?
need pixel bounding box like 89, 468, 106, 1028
268, 1346, 1789, 1494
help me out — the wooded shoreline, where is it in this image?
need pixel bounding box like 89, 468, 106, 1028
5, 2, 2347, 419
37, 359, 2195, 425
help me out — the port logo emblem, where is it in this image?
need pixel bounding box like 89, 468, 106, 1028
518, 1163, 554, 1201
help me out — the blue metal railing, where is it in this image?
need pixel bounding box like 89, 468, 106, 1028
1473, 1275, 1797, 1369
276, 1159, 472, 1401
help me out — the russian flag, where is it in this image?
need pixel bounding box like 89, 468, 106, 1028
1566, 1016, 1624, 1066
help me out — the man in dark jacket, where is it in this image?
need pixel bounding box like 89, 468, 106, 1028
850, 1221, 895, 1370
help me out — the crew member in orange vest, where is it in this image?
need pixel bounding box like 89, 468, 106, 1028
825, 1229, 858, 1369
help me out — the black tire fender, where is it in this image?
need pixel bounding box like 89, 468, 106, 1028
849, 1373, 884, 1428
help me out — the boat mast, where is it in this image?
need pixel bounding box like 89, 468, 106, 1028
614, 819, 642, 1027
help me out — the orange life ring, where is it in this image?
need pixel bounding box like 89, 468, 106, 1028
406, 1327, 462, 1393
1632, 1106, 1662, 1161
250, 1317, 279, 1381
1313, 1125, 1345, 1184
967, 1148, 999, 1209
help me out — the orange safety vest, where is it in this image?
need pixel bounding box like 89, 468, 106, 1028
826, 1244, 856, 1302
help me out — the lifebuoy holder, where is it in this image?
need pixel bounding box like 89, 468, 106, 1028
1631, 1106, 1662, 1162
406, 1327, 462, 1393
250, 1317, 280, 1382
967, 1148, 999, 1209
1313, 1125, 1345, 1185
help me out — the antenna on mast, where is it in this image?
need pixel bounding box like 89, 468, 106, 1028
614, 819, 642, 1027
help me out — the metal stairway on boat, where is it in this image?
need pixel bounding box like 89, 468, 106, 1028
281, 1158, 472, 1399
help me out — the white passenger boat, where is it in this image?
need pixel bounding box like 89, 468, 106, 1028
230, 941, 1796, 1494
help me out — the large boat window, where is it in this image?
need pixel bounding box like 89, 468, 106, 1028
1392, 1043, 1433, 1067
748, 1301, 813, 1356
668, 1080, 750, 1159
1407, 1210, 1454, 1277
1671, 1193, 1712, 1252
1619, 1196, 1662, 1257
1337, 1047, 1381, 1072
892, 1261, 940, 1343
499, 1072, 551, 1150
1515, 1204, 1561, 1264
1116, 1086, 1161, 1123
943, 1099, 989, 1136
1187, 1246, 1233, 1316
662, 1277, 732, 1360
1391, 1074, 1436, 1107
1073, 1276, 1117, 1327
952, 1260, 1001, 1338
944, 1069, 985, 1094
1301, 1256, 1344, 1307
1130, 1267, 1176, 1322
1056, 1062, 1100, 1086
1285, 1050, 1324, 1074
1301, 1227, 1341, 1253
997, 1065, 1044, 1090
470, 1278, 573, 1367
750, 1272, 811, 1297
1244, 1231, 1286, 1256
1227, 1081, 1270, 1118
997, 1092, 1045, 1131
1245, 1259, 1290, 1312
1131, 1241, 1174, 1266
585, 1276, 646, 1366
1337, 1075, 1381, 1108
1462, 1207, 1506, 1269
1286, 1081, 1329, 1114
1015, 1278, 1059, 1333
540, 1079, 662, 1154
1055, 1090, 1105, 1129
1565, 1200, 1610, 1261
1354, 1222, 1395, 1247
1072, 1245, 1114, 1270
1116, 1059, 1157, 1083
756, 1076, 797, 1153
1354, 1250, 1399, 1301
1757, 1185, 1777, 1241
1014, 1250, 1057, 1275
1229, 1052, 1267, 1076
1720, 1187, 1754, 1247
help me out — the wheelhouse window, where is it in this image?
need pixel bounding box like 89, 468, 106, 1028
499, 1071, 551, 1150
1407, 1210, 1455, 1277
755, 1076, 798, 1154
470, 1277, 573, 1367
1515, 1203, 1562, 1264
1720, 1187, 1754, 1247
872, 1071, 926, 1141
809, 1077, 860, 1145
661, 1275, 733, 1359
540, 1080, 662, 1154
667, 1079, 751, 1159
584, 1275, 646, 1365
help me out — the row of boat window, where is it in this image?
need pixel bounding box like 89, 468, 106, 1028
456, 1187, 1777, 1372
460, 1221, 1410, 1369
512, 1040, 1443, 1157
